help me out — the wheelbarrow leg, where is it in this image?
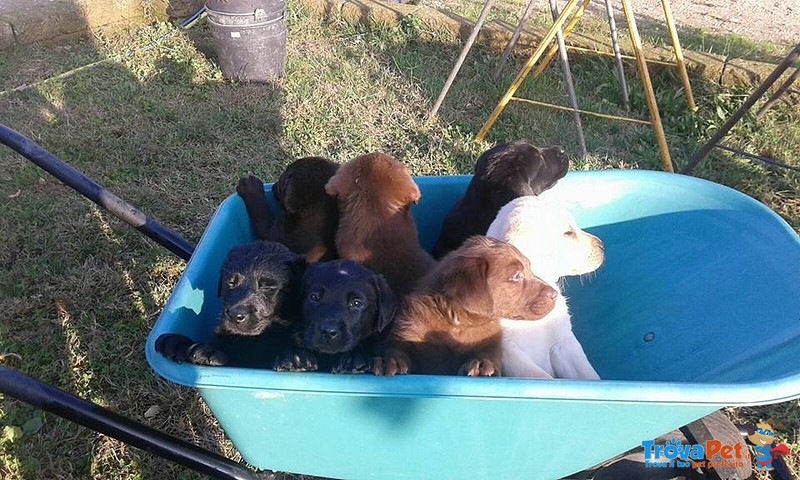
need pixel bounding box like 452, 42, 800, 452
679, 411, 752, 480
0, 366, 272, 480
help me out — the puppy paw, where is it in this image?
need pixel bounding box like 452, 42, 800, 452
458, 358, 499, 377
371, 354, 409, 376
155, 334, 229, 366
332, 351, 370, 374
273, 347, 318, 372
236, 175, 265, 200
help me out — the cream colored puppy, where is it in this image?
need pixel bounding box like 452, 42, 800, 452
486, 194, 604, 379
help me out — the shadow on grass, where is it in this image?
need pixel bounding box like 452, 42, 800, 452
0, 18, 292, 480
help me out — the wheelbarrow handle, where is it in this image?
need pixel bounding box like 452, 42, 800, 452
0, 366, 272, 480
0, 124, 194, 261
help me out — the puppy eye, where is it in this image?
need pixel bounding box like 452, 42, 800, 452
564, 229, 577, 238
308, 292, 320, 302
258, 277, 278, 290
349, 299, 365, 309
509, 271, 523, 283
226, 275, 241, 288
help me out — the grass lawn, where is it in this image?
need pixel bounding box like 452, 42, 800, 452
0, 0, 798, 478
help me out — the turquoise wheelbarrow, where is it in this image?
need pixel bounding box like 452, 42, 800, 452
145, 169, 800, 479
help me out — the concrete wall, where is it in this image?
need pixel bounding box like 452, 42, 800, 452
0, 0, 204, 49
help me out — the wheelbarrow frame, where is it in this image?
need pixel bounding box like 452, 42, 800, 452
0, 125, 791, 480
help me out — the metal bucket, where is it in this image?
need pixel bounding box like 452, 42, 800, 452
205, 0, 287, 82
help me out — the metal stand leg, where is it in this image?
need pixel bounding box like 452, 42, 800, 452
493, 0, 538, 80
620, 0, 674, 172
549, 0, 588, 158
428, 0, 496, 119
475, 0, 584, 142
603, 0, 630, 110
531, 0, 590, 80
660, 0, 697, 111
756, 67, 800, 117
683, 44, 800, 174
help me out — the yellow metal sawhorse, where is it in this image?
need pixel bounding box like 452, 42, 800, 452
430, 0, 696, 172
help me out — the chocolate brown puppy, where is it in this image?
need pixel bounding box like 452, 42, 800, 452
324, 152, 434, 294
372, 236, 557, 377
431, 141, 569, 259
237, 157, 339, 263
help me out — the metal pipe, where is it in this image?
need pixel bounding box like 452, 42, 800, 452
756, 67, 800, 118
660, 0, 697, 111
0, 124, 195, 261
428, 0, 496, 119
475, 0, 583, 142
493, 0, 538, 80
619, 0, 674, 172
511, 97, 651, 125
0, 366, 269, 480
683, 44, 800, 174
531, 0, 590, 80
603, 0, 630, 110
548, 0, 587, 158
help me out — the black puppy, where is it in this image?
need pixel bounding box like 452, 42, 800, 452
274, 259, 398, 373
156, 241, 305, 367
431, 141, 569, 259
237, 157, 339, 263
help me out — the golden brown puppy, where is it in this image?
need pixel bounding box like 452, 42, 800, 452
325, 152, 434, 294
372, 236, 558, 377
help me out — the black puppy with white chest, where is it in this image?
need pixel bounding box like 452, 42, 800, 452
431, 141, 569, 259
275, 259, 398, 373
156, 241, 305, 367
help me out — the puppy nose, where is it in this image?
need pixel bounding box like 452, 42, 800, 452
225, 307, 247, 323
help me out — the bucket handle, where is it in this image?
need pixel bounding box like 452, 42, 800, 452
206, 7, 286, 29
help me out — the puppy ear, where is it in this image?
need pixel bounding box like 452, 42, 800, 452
371, 274, 398, 333
442, 255, 493, 315
406, 182, 421, 206
287, 255, 307, 279
278, 175, 301, 214
324, 172, 345, 197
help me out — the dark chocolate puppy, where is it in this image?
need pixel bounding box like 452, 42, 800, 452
431, 141, 569, 259
237, 157, 339, 263
275, 259, 398, 373
156, 241, 305, 367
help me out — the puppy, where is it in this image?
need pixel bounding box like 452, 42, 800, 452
325, 152, 434, 294
275, 259, 398, 373
372, 236, 557, 376
486, 195, 604, 379
431, 141, 569, 259
156, 240, 305, 367
237, 157, 339, 263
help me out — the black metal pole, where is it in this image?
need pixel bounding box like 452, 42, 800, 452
756, 67, 800, 118
0, 366, 271, 480
0, 124, 195, 261
682, 43, 800, 174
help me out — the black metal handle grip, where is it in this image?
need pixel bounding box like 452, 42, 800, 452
0, 366, 272, 480
0, 124, 195, 261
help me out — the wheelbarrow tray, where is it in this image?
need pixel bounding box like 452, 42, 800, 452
145, 169, 800, 480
